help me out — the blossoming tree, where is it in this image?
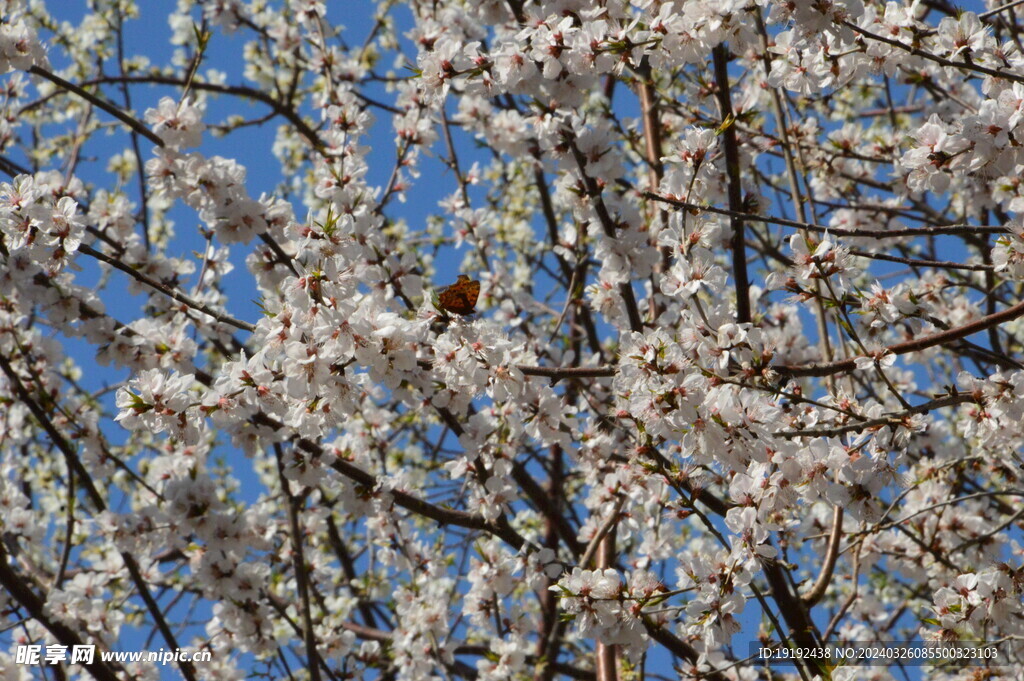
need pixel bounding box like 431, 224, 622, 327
2, 0, 1024, 679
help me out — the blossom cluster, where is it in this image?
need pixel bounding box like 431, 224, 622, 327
1, 0, 1024, 680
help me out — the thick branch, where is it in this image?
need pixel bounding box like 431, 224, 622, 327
801, 506, 843, 607
517, 364, 616, 380
761, 559, 825, 676
275, 446, 323, 681
712, 45, 751, 324
641, 616, 732, 681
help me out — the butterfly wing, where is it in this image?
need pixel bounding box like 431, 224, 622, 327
462, 279, 480, 310
438, 276, 480, 315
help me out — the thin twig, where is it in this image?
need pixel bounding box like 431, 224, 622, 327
775, 300, 1024, 378
28, 66, 164, 146
775, 394, 977, 438
845, 20, 1024, 85
565, 135, 645, 333
849, 249, 994, 271
80, 244, 255, 332
980, 0, 1024, 19
644, 193, 1007, 238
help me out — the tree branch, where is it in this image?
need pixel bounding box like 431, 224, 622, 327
28, 66, 164, 147
644, 192, 1007, 238
775, 300, 1024, 379
80, 244, 256, 332
712, 45, 751, 324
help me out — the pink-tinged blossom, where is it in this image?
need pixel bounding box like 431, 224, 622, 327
115, 369, 203, 445
860, 282, 919, 328
203, 0, 247, 32
853, 349, 896, 371
993, 218, 1024, 279
935, 12, 993, 64
552, 567, 638, 649
901, 114, 970, 193
0, 175, 82, 269
787, 233, 859, 296
145, 97, 206, 150
662, 247, 728, 300
0, 10, 46, 74
766, 31, 830, 95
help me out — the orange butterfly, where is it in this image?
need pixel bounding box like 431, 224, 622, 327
437, 274, 480, 316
